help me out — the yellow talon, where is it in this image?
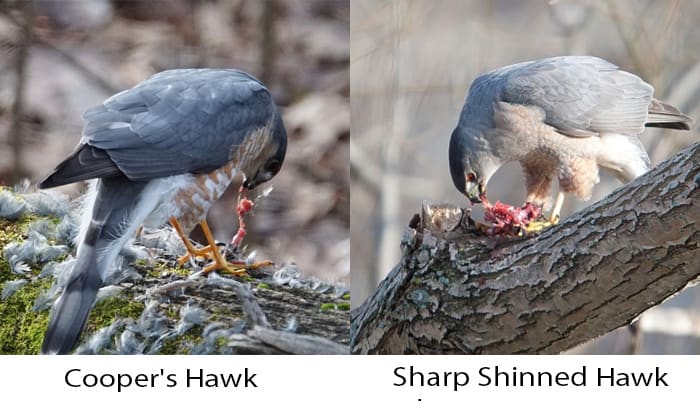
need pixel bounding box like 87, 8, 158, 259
169, 217, 273, 275
522, 219, 554, 235
201, 259, 274, 276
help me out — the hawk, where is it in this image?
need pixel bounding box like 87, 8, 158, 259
449, 56, 692, 231
38, 69, 287, 354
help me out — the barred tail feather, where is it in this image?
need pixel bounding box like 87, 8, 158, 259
41, 177, 148, 354
646, 99, 693, 130
41, 243, 102, 354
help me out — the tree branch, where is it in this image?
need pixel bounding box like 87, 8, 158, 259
351, 141, 700, 354
7, 1, 33, 183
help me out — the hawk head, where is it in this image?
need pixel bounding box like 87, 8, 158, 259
448, 126, 499, 204
242, 111, 287, 190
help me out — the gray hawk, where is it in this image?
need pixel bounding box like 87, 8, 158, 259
38, 69, 287, 354
448, 56, 692, 232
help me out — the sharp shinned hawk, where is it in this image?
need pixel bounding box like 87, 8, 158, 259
448, 56, 692, 231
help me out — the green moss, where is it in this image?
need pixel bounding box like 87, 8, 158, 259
320, 303, 336, 311
336, 302, 351, 311
341, 293, 350, 300
0, 215, 60, 277
0, 212, 67, 354
215, 335, 229, 349
86, 296, 144, 334
160, 326, 204, 354
0, 277, 52, 354
256, 283, 270, 290
164, 306, 180, 320
145, 260, 191, 279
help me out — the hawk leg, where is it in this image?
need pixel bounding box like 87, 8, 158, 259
169, 217, 273, 276
523, 191, 564, 234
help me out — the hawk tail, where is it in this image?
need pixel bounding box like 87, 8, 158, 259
41, 240, 102, 354
41, 177, 147, 354
646, 99, 694, 130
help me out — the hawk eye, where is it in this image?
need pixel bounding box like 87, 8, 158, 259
266, 159, 281, 173
466, 172, 476, 182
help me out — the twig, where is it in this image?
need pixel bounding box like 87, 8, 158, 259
378, 1, 403, 280
229, 326, 349, 354
7, 0, 33, 183
259, 0, 277, 84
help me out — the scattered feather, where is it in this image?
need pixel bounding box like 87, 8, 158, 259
56, 215, 78, 245
95, 285, 123, 303
0, 190, 28, 219
24, 190, 70, 217
272, 264, 304, 288
76, 319, 128, 355
116, 328, 145, 355
28, 219, 57, 240
2, 279, 28, 300
180, 303, 208, 327
33, 288, 59, 312
3, 230, 69, 274
284, 316, 298, 333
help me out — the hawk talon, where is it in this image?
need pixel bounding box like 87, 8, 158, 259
521, 219, 555, 235
201, 259, 274, 276
474, 220, 492, 234
521, 212, 560, 235
176, 243, 218, 266
171, 217, 273, 276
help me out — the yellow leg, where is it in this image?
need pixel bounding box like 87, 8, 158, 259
170, 217, 273, 276
523, 192, 565, 234
169, 217, 217, 266
549, 191, 565, 224
198, 220, 273, 275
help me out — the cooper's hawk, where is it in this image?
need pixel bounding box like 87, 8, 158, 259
449, 56, 692, 231
38, 69, 287, 354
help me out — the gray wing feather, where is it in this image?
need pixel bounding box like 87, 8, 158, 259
84, 69, 274, 181
499, 56, 653, 137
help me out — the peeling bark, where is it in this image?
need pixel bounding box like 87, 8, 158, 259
351, 142, 700, 354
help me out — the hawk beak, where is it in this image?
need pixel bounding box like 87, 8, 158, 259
242, 178, 255, 190
465, 180, 486, 204
465, 180, 483, 204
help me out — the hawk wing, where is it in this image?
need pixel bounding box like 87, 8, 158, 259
40, 69, 275, 188
498, 56, 653, 137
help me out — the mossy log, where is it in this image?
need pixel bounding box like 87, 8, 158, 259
0, 188, 349, 354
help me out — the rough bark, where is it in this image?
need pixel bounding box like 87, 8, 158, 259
351, 141, 700, 354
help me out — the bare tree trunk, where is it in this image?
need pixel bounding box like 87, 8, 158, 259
8, 0, 33, 183
259, 0, 277, 85
351, 142, 700, 354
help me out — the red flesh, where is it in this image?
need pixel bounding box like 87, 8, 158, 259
236, 198, 254, 215
480, 194, 542, 236
231, 187, 253, 247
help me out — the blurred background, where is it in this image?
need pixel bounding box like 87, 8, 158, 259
351, 0, 700, 353
0, 0, 349, 283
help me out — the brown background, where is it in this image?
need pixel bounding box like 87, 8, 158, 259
0, 0, 349, 284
